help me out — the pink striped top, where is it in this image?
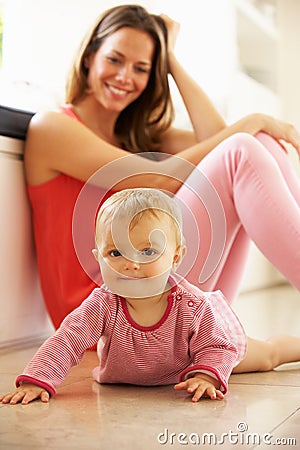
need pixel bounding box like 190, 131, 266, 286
16, 277, 247, 395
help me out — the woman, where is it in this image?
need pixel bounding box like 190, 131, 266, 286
24, 4, 300, 329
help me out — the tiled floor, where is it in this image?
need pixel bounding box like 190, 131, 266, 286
0, 283, 299, 449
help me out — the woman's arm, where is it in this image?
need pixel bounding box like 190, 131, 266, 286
25, 111, 300, 195
24, 111, 188, 193
161, 113, 300, 157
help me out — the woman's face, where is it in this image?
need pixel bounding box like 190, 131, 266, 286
86, 27, 155, 113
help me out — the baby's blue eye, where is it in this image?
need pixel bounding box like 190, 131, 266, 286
141, 248, 157, 256
109, 249, 121, 257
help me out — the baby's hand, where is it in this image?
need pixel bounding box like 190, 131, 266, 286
174, 373, 224, 402
0, 383, 50, 405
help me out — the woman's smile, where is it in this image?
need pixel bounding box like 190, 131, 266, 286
106, 83, 131, 97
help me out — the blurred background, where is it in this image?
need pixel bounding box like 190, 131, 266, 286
0, 0, 299, 293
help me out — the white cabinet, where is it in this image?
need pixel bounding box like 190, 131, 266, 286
0, 136, 53, 348
228, 0, 280, 121
231, 1, 286, 291
235, 0, 278, 92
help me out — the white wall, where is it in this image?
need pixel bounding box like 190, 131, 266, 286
0, 0, 237, 112
1, 0, 300, 123
0, 0, 154, 109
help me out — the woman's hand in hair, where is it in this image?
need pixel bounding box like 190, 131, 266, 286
159, 14, 180, 55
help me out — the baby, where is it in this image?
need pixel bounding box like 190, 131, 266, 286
1, 188, 300, 404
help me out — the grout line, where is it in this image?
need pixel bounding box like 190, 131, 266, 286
239, 281, 292, 296
0, 334, 52, 355
252, 407, 300, 449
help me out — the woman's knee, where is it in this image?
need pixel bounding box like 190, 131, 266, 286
221, 132, 271, 170
226, 132, 260, 148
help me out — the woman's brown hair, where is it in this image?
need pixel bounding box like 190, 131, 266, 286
65, 4, 174, 152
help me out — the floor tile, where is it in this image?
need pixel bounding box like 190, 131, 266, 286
254, 409, 300, 449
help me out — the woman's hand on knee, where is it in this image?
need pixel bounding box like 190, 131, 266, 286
242, 113, 300, 158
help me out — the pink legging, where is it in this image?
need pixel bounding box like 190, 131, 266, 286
175, 132, 300, 302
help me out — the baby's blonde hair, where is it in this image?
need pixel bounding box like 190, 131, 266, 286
95, 188, 183, 247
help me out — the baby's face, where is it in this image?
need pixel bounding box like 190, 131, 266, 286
95, 213, 180, 299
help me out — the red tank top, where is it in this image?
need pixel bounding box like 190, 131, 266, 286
27, 105, 107, 328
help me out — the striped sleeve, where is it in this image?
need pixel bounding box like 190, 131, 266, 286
16, 289, 110, 395
179, 297, 240, 393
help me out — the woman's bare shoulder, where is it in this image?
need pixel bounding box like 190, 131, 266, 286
24, 111, 73, 184
24, 109, 130, 185
27, 108, 80, 133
